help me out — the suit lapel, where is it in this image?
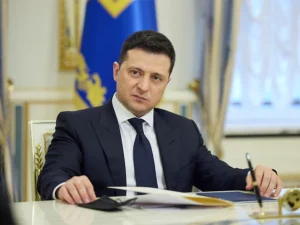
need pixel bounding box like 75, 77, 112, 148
154, 111, 181, 191
90, 101, 126, 196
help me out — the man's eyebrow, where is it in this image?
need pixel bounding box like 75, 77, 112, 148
127, 66, 143, 71
128, 66, 166, 77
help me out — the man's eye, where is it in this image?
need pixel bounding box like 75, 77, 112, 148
131, 70, 140, 76
153, 76, 162, 81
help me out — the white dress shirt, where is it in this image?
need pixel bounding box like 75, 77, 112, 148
52, 93, 166, 199
112, 93, 166, 196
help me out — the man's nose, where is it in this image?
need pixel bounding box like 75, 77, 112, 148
137, 77, 150, 91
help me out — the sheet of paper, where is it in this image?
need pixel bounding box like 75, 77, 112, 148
108, 186, 234, 207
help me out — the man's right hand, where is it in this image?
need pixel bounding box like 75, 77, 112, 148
57, 175, 97, 204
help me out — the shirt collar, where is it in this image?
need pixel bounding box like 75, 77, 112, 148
112, 93, 154, 128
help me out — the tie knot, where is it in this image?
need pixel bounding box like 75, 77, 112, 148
128, 118, 145, 134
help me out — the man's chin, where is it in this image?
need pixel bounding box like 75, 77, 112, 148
129, 105, 150, 117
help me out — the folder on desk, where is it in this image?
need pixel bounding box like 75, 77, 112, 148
196, 191, 277, 203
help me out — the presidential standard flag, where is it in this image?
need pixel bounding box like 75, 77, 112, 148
75, 0, 157, 108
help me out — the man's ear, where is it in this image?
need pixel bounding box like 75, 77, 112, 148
113, 62, 120, 81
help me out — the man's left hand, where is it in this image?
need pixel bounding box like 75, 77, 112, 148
245, 165, 282, 197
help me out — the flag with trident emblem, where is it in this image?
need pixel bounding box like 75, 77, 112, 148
74, 0, 158, 108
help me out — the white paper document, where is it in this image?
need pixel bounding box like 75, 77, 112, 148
108, 186, 233, 207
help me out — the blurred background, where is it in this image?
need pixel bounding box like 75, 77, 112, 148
0, 0, 299, 203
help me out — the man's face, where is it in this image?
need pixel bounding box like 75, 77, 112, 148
113, 48, 170, 117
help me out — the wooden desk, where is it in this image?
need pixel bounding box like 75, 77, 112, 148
12, 199, 300, 225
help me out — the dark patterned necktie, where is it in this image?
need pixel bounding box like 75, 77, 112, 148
128, 118, 158, 188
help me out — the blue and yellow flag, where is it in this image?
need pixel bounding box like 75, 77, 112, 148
75, 0, 157, 108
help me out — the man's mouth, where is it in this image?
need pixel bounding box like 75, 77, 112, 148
132, 95, 147, 101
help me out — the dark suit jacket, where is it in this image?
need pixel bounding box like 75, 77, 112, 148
37, 101, 249, 200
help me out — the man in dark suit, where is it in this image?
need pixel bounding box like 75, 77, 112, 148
38, 30, 282, 204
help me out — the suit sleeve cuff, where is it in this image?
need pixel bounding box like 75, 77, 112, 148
52, 182, 66, 200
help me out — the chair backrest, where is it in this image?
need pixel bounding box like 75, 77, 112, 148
28, 120, 56, 201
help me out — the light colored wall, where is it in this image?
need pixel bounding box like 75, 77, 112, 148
156, 0, 204, 90
223, 138, 300, 174
7, 0, 74, 89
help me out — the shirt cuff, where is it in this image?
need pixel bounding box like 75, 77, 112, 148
247, 168, 278, 176
52, 182, 66, 200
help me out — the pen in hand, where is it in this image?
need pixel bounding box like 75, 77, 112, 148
246, 153, 264, 214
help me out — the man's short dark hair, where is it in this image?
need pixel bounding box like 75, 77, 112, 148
119, 30, 176, 74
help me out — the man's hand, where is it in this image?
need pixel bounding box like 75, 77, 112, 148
245, 165, 282, 197
57, 176, 97, 204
